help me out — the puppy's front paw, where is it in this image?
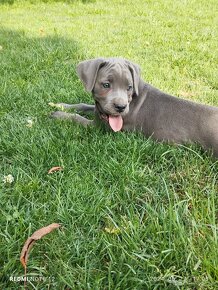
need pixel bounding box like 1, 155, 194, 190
50, 111, 65, 119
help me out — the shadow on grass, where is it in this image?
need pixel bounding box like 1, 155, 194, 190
0, 28, 91, 116
0, 28, 90, 289
0, 0, 96, 5
0, 0, 15, 3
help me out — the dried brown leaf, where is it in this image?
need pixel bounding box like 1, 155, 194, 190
20, 223, 60, 268
48, 166, 63, 174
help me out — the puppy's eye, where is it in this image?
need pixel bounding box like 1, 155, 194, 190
102, 82, 110, 89
127, 85, 133, 91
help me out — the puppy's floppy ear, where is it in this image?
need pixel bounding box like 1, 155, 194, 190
76, 58, 106, 92
125, 60, 141, 96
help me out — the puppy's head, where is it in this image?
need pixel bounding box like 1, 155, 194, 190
77, 57, 141, 131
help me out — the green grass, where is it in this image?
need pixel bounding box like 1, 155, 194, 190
0, 0, 218, 289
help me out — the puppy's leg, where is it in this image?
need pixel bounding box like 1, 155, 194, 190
51, 111, 93, 126
55, 103, 95, 113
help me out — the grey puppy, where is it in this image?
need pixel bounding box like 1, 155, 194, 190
51, 57, 218, 157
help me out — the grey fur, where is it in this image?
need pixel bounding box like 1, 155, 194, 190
51, 57, 218, 157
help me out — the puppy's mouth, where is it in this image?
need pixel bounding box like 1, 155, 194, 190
100, 114, 123, 132
95, 101, 124, 132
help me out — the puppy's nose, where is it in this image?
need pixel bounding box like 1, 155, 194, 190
114, 104, 127, 113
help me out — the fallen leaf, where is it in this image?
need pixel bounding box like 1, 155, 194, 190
48, 166, 63, 174
104, 227, 121, 234
20, 223, 60, 269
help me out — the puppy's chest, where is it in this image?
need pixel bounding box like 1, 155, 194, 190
122, 112, 138, 131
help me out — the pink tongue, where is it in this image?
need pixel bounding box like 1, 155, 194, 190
108, 115, 123, 132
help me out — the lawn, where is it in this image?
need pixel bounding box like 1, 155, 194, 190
0, 0, 218, 289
